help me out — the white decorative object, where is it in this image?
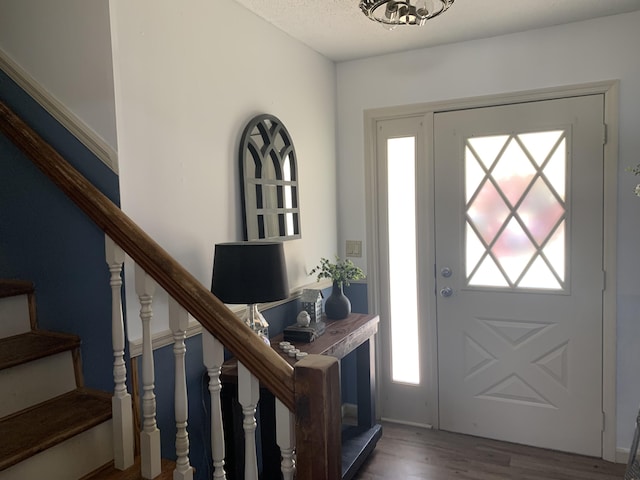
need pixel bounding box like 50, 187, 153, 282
238, 362, 260, 480
105, 236, 134, 470
135, 265, 161, 479
301, 289, 323, 323
169, 299, 193, 480
297, 311, 311, 327
203, 332, 227, 479
276, 399, 296, 480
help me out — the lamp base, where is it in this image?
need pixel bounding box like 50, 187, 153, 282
243, 304, 270, 345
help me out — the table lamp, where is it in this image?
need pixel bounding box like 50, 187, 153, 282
211, 242, 289, 343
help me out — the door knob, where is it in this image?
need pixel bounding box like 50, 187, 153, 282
441, 267, 452, 278
440, 287, 453, 297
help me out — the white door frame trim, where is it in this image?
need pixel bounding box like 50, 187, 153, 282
364, 80, 619, 461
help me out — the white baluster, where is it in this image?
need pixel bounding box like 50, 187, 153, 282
169, 299, 194, 480
105, 236, 134, 470
276, 399, 296, 480
202, 332, 227, 479
135, 264, 161, 479
238, 362, 259, 480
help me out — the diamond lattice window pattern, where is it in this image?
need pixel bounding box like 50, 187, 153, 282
465, 131, 567, 289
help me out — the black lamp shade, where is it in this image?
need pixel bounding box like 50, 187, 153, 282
211, 242, 289, 304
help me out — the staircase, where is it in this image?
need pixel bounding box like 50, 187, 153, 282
0, 279, 172, 480
1, 97, 344, 480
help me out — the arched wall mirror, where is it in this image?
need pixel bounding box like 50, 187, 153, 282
239, 114, 301, 241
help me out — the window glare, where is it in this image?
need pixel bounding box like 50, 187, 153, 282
388, 137, 420, 385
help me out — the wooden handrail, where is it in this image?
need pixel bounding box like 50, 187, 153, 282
0, 100, 296, 410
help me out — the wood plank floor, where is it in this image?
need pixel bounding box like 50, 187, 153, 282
353, 422, 625, 480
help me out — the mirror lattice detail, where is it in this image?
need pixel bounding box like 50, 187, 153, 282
465, 130, 567, 289
240, 114, 301, 241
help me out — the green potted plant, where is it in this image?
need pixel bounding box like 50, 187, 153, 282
310, 257, 365, 320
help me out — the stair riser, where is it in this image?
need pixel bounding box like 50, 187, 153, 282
0, 420, 113, 480
0, 294, 31, 339
0, 351, 78, 418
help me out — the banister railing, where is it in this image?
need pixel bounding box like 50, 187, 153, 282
0, 100, 295, 408
0, 99, 341, 479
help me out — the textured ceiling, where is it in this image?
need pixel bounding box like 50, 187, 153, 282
231, 0, 640, 62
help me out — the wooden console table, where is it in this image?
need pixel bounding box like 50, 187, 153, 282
221, 313, 382, 480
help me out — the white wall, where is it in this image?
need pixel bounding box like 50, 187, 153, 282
336, 11, 640, 451
4, 0, 637, 454
109, 0, 338, 339
0, 0, 117, 152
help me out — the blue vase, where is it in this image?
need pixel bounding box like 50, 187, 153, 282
325, 282, 351, 320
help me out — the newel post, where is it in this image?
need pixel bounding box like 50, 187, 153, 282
294, 355, 341, 480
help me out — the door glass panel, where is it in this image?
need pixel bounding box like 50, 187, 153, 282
518, 177, 564, 245
468, 135, 509, 169
387, 136, 420, 385
543, 225, 565, 279
469, 256, 509, 287
492, 139, 536, 206
518, 130, 563, 167
465, 130, 567, 290
467, 180, 510, 244
465, 147, 485, 200
519, 256, 562, 289
543, 138, 566, 199
466, 225, 485, 278
492, 217, 536, 283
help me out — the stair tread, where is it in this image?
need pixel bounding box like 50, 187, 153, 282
0, 330, 81, 370
81, 458, 176, 480
0, 388, 112, 471
0, 279, 34, 299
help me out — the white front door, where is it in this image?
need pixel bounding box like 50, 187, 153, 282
434, 96, 605, 456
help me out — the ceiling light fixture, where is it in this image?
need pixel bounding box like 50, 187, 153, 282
360, 0, 454, 27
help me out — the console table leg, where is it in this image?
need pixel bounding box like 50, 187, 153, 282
356, 338, 376, 429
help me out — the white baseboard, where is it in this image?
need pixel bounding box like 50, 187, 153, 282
380, 417, 434, 430
616, 447, 629, 464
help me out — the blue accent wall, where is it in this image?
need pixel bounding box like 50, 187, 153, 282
341, 283, 369, 404
0, 68, 120, 393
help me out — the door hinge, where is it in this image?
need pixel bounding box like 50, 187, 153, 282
602, 124, 608, 145
602, 411, 606, 432
602, 270, 606, 291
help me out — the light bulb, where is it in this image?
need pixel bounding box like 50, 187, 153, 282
415, 0, 431, 19
385, 1, 399, 22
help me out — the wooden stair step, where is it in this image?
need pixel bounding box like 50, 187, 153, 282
0, 279, 34, 299
81, 458, 176, 480
0, 388, 112, 471
0, 330, 81, 371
